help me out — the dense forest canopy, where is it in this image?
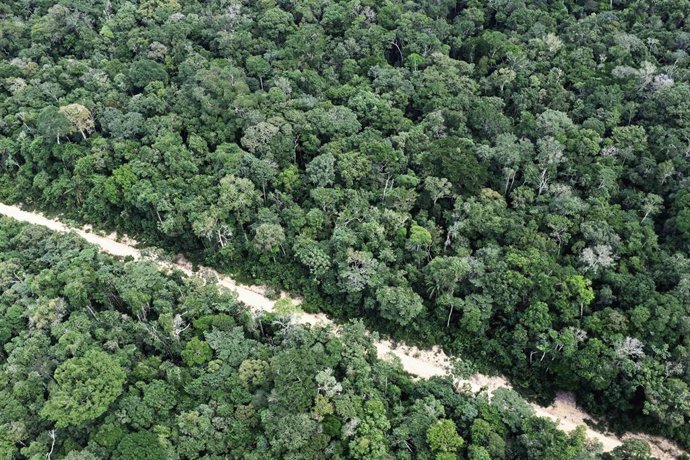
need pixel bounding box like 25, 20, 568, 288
0, 0, 689, 452
0, 216, 633, 459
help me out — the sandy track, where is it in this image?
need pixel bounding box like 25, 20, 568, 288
0, 203, 684, 459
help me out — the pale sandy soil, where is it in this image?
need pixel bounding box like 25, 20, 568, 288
0, 203, 685, 459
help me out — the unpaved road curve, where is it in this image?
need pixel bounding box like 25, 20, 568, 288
0, 203, 684, 459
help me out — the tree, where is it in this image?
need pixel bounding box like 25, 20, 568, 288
253, 223, 285, 254
425, 256, 470, 296
218, 175, 260, 228
239, 359, 270, 387
427, 419, 464, 454
606, 438, 654, 460
315, 368, 342, 398
181, 337, 212, 366
468, 446, 492, 460
424, 256, 471, 326
245, 55, 271, 90
257, 7, 294, 41
294, 237, 331, 278
640, 194, 663, 224
424, 176, 453, 205
676, 209, 690, 241
37, 106, 71, 144
63, 449, 100, 460
489, 67, 516, 92
58, 103, 94, 140
241, 122, 280, 157
535, 136, 565, 195
100, 108, 144, 139
41, 349, 125, 428
470, 418, 505, 459
375, 285, 425, 326
421, 137, 487, 194
408, 224, 433, 257
307, 106, 361, 140
306, 153, 336, 187
114, 430, 170, 460
349, 399, 391, 460
643, 377, 690, 429
128, 59, 168, 89
564, 275, 595, 318
580, 245, 616, 274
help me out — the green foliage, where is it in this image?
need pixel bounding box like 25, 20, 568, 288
128, 59, 168, 89
427, 419, 464, 454
375, 285, 425, 326
41, 350, 125, 428
36, 106, 71, 144
1, 0, 690, 452
0, 218, 604, 459
181, 336, 212, 366
606, 439, 655, 460
273, 297, 300, 315
114, 431, 170, 460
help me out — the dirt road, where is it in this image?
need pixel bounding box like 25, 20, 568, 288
0, 202, 683, 459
